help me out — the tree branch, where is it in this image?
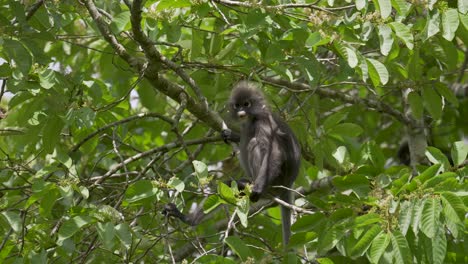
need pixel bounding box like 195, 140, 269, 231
263, 77, 414, 125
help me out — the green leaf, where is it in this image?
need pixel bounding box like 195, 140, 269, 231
442, 9, 460, 41
375, 0, 392, 19
451, 141, 468, 167
354, 213, 382, 227
317, 224, 346, 254
58, 216, 93, 243
203, 195, 223, 213
389, 22, 414, 49
459, 0, 468, 14
289, 232, 317, 248
345, 47, 358, 68
420, 198, 441, 238
440, 192, 465, 223
39, 69, 56, 89
407, 91, 424, 119
398, 200, 413, 235
412, 164, 441, 185
391, 230, 412, 264
39, 188, 60, 217
323, 111, 348, 131
329, 123, 363, 137
430, 226, 448, 264
264, 44, 284, 64
168, 177, 185, 193
332, 146, 348, 164
192, 160, 208, 180
425, 146, 451, 171
156, 0, 191, 10
3, 39, 32, 77
391, 0, 411, 16
435, 82, 458, 107
369, 232, 390, 263
422, 86, 443, 120
115, 223, 132, 249
292, 212, 326, 232
366, 58, 389, 86
224, 236, 253, 261
351, 225, 382, 257
423, 172, 457, 189
96, 222, 116, 250
123, 180, 158, 204
1, 212, 22, 233
218, 182, 237, 204
110, 11, 130, 34
42, 115, 65, 154
215, 39, 241, 61
356, 0, 367, 10
411, 199, 424, 235
424, 10, 440, 41
378, 24, 394, 56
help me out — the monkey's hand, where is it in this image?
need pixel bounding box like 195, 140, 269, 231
221, 129, 233, 143
221, 121, 241, 143
249, 192, 261, 202
162, 203, 186, 222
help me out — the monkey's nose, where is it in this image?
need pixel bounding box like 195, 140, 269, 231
237, 111, 247, 118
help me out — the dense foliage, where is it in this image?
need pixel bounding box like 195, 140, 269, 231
0, 0, 467, 263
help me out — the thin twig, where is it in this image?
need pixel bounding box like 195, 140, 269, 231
70, 112, 173, 152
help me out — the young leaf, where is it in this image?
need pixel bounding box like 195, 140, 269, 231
192, 160, 208, 181
391, 0, 411, 16
389, 22, 414, 49
424, 10, 440, 41
398, 200, 413, 235
376, 0, 392, 19
450, 141, 468, 167
366, 58, 389, 86
218, 182, 237, 204
442, 9, 460, 41
378, 24, 394, 56
411, 199, 424, 235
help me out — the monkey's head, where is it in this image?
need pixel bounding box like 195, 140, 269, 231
228, 81, 268, 121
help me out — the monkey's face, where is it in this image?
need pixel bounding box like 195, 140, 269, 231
232, 100, 252, 120
229, 83, 267, 121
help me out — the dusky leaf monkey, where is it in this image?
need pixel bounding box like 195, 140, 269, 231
163, 81, 301, 248
222, 81, 301, 247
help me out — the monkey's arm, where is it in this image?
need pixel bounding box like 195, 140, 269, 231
248, 137, 282, 201
162, 202, 207, 226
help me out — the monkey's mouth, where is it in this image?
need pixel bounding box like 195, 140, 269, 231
237, 111, 247, 119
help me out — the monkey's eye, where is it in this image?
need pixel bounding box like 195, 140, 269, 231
243, 101, 251, 107
234, 103, 241, 109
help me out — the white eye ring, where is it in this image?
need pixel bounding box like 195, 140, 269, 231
243, 101, 251, 107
